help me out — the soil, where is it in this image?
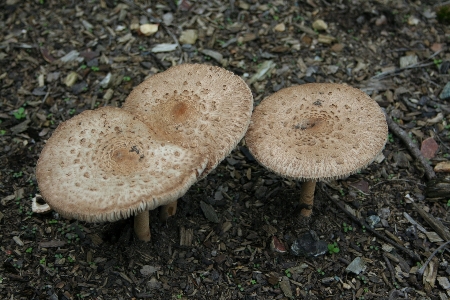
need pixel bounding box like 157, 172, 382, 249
1, 0, 450, 299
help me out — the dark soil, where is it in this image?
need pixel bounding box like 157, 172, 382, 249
1, 0, 450, 299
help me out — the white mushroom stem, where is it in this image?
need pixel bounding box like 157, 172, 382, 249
160, 200, 178, 221
32, 194, 52, 214
299, 181, 316, 217
134, 211, 151, 241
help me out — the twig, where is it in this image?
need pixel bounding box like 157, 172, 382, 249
321, 185, 421, 261
371, 50, 443, 80
384, 111, 436, 180
413, 203, 450, 241
432, 128, 450, 151
417, 239, 450, 280
383, 254, 397, 287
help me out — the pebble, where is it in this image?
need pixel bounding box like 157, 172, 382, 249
140, 265, 159, 276
438, 277, 450, 289
346, 257, 366, 275
399, 55, 418, 68
140, 24, 158, 36
290, 231, 328, 257
162, 12, 173, 25
420, 137, 439, 159
179, 29, 198, 45
434, 161, 450, 172
273, 23, 285, 32
439, 82, 450, 100
408, 15, 420, 26
331, 43, 344, 52
312, 19, 328, 31
64, 72, 78, 87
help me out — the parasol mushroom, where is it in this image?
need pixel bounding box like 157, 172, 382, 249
36, 106, 207, 241
245, 83, 387, 217
123, 64, 253, 220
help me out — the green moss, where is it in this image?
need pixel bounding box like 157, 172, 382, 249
437, 6, 450, 24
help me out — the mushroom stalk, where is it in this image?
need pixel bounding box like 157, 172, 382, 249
160, 200, 178, 221
134, 210, 151, 241
299, 181, 316, 217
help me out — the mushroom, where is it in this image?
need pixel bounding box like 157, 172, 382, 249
123, 64, 253, 219
36, 106, 207, 241
245, 83, 388, 217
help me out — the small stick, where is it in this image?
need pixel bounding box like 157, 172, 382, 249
384, 112, 436, 180
383, 254, 397, 286
413, 203, 450, 241
417, 239, 450, 280
160, 200, 178, 221
321, 185, 421, 261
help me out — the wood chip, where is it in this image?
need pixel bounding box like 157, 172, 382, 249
39, 240, 66, 248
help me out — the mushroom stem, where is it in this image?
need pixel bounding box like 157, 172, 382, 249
299, 180, 316, 217
160, 200, 178, 221
134, 210, 151, 241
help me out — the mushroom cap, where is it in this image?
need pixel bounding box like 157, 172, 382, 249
122, 64, 253, 177
36, 106, 207, 222
245, 83, 388, 181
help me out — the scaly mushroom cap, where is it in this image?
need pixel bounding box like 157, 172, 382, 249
245, 83, 388, 180
36, 106, 207, 222
122, 64, 253, 177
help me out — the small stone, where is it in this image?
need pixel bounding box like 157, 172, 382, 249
431, 43, 445, 53
64, 72, 78, 87
438, 277, 450, 289
103, 88, 114, 101
399, 55, 418, 68
312, 19, 328, 31
140, 24, 158, 36
179, 29, 198, 45
200, 201, 220, 223
407, 15, 420, 26
140, 265, 160, 276
331, 43, 344, 52
346, 257, 366, 275
273, 23, 286, 32
290, 231, 328, 257
435, 161, 450, 172
440, 82, 450, 100
420, 137, 439, 159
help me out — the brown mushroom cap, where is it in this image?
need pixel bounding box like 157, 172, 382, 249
36, 106, 207, 222
122, 64, 253, 177
245, 83, 388, 180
